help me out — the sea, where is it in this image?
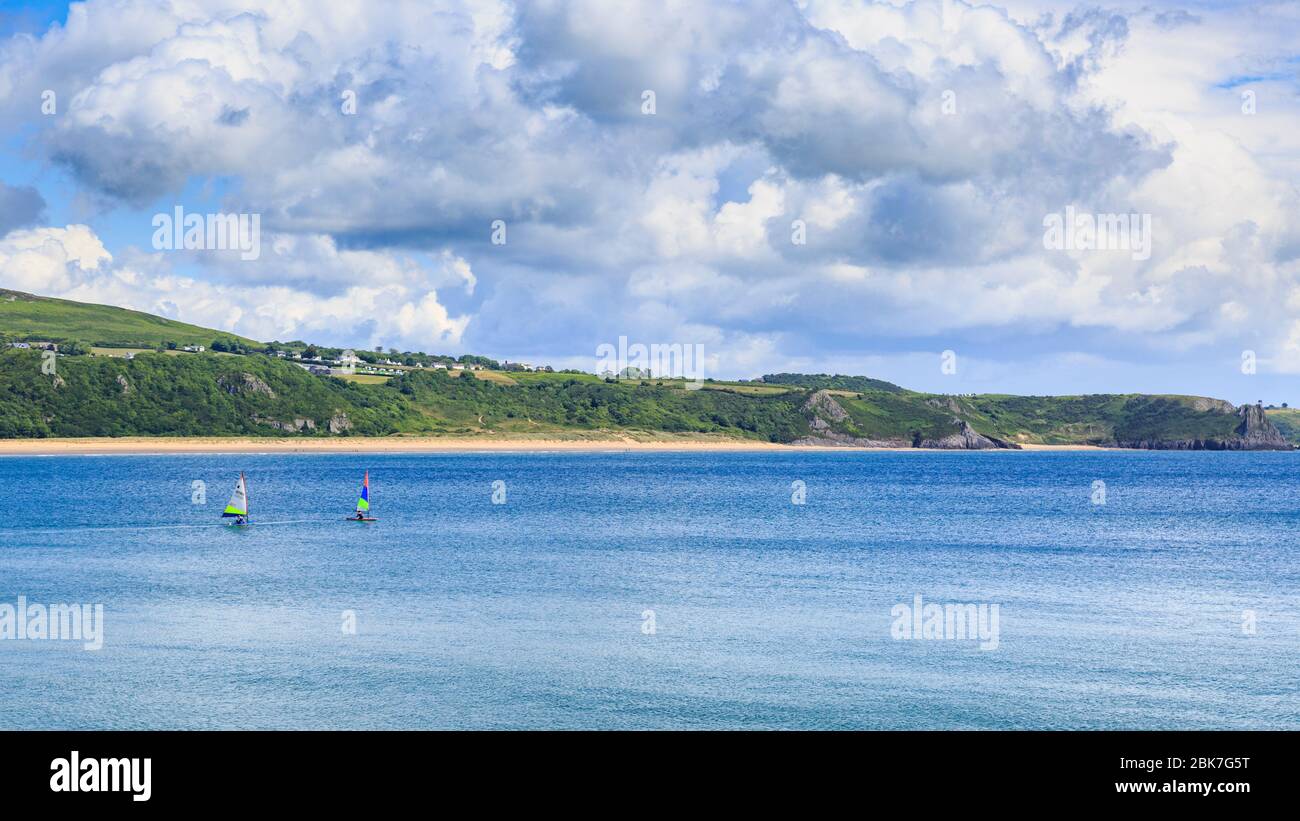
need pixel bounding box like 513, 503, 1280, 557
0, 450, 1296, 729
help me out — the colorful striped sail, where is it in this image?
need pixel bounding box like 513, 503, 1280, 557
356, 471, 370, 513
222, 473, 248, 517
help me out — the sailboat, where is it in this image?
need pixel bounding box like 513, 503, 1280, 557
222, 472, 250, 526
348, 471, 377, 522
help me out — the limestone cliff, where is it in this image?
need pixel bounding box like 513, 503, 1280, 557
796, 390, 1018, 449
1115, 404, 1291, 450
915, 419, 1018, 450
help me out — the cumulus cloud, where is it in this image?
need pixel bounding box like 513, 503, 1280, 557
0, 181, 46, 236
0, 0, 1297, 390
0, 224, 471, 349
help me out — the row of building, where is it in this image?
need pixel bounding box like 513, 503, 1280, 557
295, 354, 493, 378
9, 340, 551, 377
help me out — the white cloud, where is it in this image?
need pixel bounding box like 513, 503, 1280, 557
0, 0, 1298, 392
0, 224, 112, 293
0, 224, 470, 350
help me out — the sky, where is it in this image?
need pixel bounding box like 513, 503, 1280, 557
0, 0, 1297, 403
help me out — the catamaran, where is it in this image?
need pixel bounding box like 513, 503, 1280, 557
223, 472, 249, 526
349, 471, 377, 522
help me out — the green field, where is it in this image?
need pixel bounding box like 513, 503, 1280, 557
333, 373, 393, 385
1265, 408, 1300, 445
0, 289, 259, 349
90, 347, 155, 357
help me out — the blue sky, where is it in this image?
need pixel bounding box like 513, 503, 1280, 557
0, 1, 67, 34
1, 0, 1298, 403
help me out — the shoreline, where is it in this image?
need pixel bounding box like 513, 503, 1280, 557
0, 436, 1114, 455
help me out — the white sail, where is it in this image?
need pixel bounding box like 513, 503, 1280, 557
223, 474, 248, 517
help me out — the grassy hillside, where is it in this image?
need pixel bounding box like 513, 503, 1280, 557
820, 390, 967, 442
756, 388, 1249, 447
0, 349, 811, 440
2, 346, 1278, 448
0, 349, 405, 437
0, 291, 1286, 447
391, 369, 808, 439
1265, 408, 1300, 445
760, 373, 904, 393
943, 393, 1243, 445
0, 289, 258, 349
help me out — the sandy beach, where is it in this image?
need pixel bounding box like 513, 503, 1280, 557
0, 435, 1108, 455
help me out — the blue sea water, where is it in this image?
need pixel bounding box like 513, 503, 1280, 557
0, 450, 1296, 730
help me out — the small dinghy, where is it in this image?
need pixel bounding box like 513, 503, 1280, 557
347, 471, 378, 522
223, 472, 250, 527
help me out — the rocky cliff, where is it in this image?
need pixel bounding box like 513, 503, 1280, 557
1115, 404, 1291, 450
796, 391, 1018, 449
794, 391, 910, 447
915, 419, 1018, 450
